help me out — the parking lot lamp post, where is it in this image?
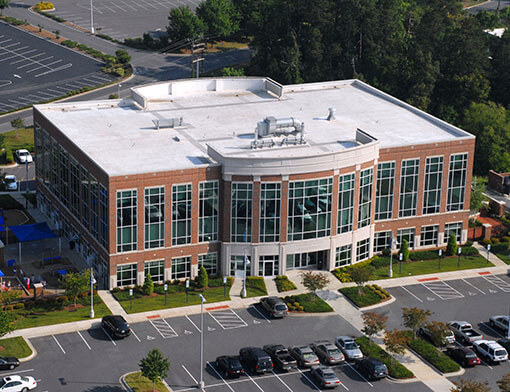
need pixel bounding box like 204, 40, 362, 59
25, 160, 29, 209
389, 236, 397, 278
487, 244, 491, 264
90, 270, 96, 318
118, 83, 122, 98
198, 294, 206, 390
399, 252, 403, 274
129, 288, 133, 311
457, 247, 462, 267
90, 0, 94, 34
438, 249, 442, 270
164, 283, 167, 306
186, 279, 189, 302
223, 276, 227, 298
242, 249, 248, 298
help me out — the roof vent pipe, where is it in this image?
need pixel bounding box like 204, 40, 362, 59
327, 107, 336, 121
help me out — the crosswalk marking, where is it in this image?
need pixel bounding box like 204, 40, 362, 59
208, 309, 248, 330
150, 318, 178, 338
483, 275, 510, 293
422, 281, 464, 300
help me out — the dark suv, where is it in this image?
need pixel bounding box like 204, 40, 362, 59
239, 347, 273, 374
260, 297, 288, 318
102, 315, 131, 338
355, 358, 388, 380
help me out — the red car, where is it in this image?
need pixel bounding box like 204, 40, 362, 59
447, 347, 481, 367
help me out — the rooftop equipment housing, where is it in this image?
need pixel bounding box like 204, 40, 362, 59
251, 116, 305, 149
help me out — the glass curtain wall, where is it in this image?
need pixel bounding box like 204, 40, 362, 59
199, 181, 218, 242
231, 183, 253, 242
172, 184, 192, 245
447, 154, 468, 211
399, 159, 420, 217
337, 173, 355, 233
145, 186, 165, 249
116, 189, 137, 252
260, 183, 281, 242
423, 157, 443, 215
358, 169, 373, 228
375, 162, 395, 220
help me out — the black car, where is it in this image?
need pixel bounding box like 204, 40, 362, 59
259, 297, 288, 318
102, 315, 131, 338
215, 356, 244, 378
0, 357, 19, 370
497, 339, 510, 353
239, 347, 273, 374
446, 347, 481, 367
355, 358, 388, 380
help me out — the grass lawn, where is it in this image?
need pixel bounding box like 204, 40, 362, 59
3, 127, 34, 153
284, 293, 333, 312
371, 255, 493, 280
340, 286, 385, 308
0, 337, 32, 358
245, 277, 268, 298
125, 372, 168, 392
117, 286, 231, 314
494, 252, 510, 265
13, 297, 111, 329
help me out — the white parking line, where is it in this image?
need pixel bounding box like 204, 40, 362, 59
208, 309, 248, 330
52, 335, 66, 354
150, 318, 178, 338
483, 275, 510, 293
271, 370, 298, 391
401, 286, 423, 302
0, 369, 34, 377
207, 362, 235, 392
101, 327, 117, 346
185, 315, 201, 332
481, 321, 506, 338
463, 279, 485, 294
297, 368, 321, 391
77, 331, 91, 350
422, 281, 464, 300
130, 328, 141, 342
345, 361, 373, 387
26, 59, 63, 73
245, 371, 265, 392
16, 55, 54, 69
250, 305, 271, 323
181, 364, 198, 384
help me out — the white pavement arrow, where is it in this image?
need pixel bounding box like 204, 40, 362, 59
489, 289, 497, 293
253, 320, 261, 324
427, 297, 435, 301
184, 330, 193, 335
468, 292, 476, 296
207, 327, 216, 332
147, 335, 155, 340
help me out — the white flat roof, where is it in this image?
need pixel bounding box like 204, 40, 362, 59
35, 78, 474, 176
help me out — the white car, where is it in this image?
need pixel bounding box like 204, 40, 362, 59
15, 149, 32, 164
335, 336, 363, 360
0, 375, 37, 391
472, 340, 508, 363
2, 175, 18, 191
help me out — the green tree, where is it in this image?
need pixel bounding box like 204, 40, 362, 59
0, 0, 9, 16
143, 273, 154, 296
196, 0, 241, 39
63, 269, 90, 307
470, 178, 486, 212
0, 311, 15, 338
115, 49, 131, 66
490, 30, 510, 107
167, 5, 204, 43
498, 373, 510, 392
451, 379, 490, 392
425, 321, 452, 347
0, 290, 21, 305
196, 265, 209, 288
299, 271, 329, 299
222, 66, 245, 76
361, 311, 387, 337
139, 349, 170, 392
10, 117, 23, 129
446, 234, 458, 256
350, 266, 374, 295
400, 239, 409, 262
402, 307, 431, 338
383, 328, 410, 355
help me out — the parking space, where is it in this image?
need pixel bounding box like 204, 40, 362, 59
208, 307, 249, 330
421, 280, 464, 300
0, 22, 116, 113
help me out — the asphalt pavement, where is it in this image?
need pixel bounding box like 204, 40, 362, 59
466, 0, 510, 13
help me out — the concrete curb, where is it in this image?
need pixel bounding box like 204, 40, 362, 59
386, 375, 419, 383
357, 295, 396, 311
120, 371, 172, 392
19, 337, 38, 362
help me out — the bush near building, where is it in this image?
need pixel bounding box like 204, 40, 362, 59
283, 293, 333, 313
340, 284, 390, 308
408, 337, 460, 373
35, 2, 54, 11
274, 275, 297, 292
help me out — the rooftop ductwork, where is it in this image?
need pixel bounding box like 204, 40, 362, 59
327, 107, 336, 121
251, 116, 306, 149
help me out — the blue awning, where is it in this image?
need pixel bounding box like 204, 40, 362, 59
0, 270, 4, 277
8, 222, 58, 242
57, 269, 67, 276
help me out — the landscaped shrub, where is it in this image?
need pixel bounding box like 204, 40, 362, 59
35, 2, 54, 10
381, 247, 392, 257
400, 239, 410, 261
196, 266, 208, 288
459, 246, 479, 256
492, 243, 509, 253
143, 274, 154, 295
465, 240, 473, 246
13, 303, 24, 310
340, 286, 383, 308
332, 257, 375, 282
61, 40, 77, 48
371, 257, 390, 268
492, 237, 500, 244
274, 276, 297, 292
283, 293, 333, 312
481, 238, 492, 246
408, 338, 460, 373
2, 16, 29, 26
356, 336, 414, 379
446, 234, 458, 256
501, 236, 510, 243
409, 250, 440, 261
5, 149, 13, 163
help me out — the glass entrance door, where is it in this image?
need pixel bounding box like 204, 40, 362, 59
286, 250, 328, 270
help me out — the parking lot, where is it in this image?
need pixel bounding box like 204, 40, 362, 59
384, 273, 510, 391
13, 303, 435, 392
0, 22, 116, 113
36, 0, 200, 41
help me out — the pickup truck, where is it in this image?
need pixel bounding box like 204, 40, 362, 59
489, 315, 510, 335
263, 344, 297, 371
448, 321, 483, 344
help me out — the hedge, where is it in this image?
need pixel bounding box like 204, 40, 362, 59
274, 276, 297, 292
356, 337, 414, 379
340, 286, 383, 308
284, 293, 333, 312
408, 338, 460, 373
409, 250, 440, 261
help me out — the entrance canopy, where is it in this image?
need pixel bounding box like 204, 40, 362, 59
8, 222, 57, 242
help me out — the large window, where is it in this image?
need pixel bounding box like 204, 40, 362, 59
59, 146, 69, 207
375, 162, 395, 221
198, 253, 218, 276
171, 256, 191, 279
116, 189, 137, 253
421, 225, 439, 247
399, 159, 420, 217
199, 181, 218, 242
145, 187, 165, 249
231, 183, 252, 242
356, 238, 370, 262
397, 228, 415, 249
117, 263, 137, 286
444, 222, 462, 243
447, 153, 468, 212
230, 255, 251, 276
80, 166, 89, 228
260, 183, 281, 242
90, 176, 99, 239
99, 185, 108, 249
288, 178, 332, 241
70, 157, 80, 218
335, 245, 352, 267
358, 168, 373, 228
51, 138, 58, 196
144, 260, 164, 282
337, 173, 355, 233
172, 184, 192, 245
258, 255, 279, 276
423, 157, 443, 215
374, 231, 391, 253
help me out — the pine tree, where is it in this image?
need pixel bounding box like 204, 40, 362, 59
446, 234, 458, 256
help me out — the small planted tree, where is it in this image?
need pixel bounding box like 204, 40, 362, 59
196, 265, 209, 288
498, 373, 510, 392
401, 307, 431, 338
0, 290, 22, 305
299, 271, 329, 300
0, 0, 10, 16
400, 239, 409, 261
425, 321, 451, 347
361, 311, 388, 337
446, 234, 458, 256
383, 328, 410, 355
451, 379, 490, 392
350, 266, 374, 295
143, 273, 154, 296
0, 311, 15, 338
63, 269, 90, 307
167, 5, 204, 43
139, 348, 170, 392
115, 49, 131, 67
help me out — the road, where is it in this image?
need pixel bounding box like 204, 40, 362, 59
466, 0, 510, 13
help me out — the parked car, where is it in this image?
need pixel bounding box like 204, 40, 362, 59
0, 357, 19, 371
15, 149, 33, 164
448, 321, 483, 344
418, 325, 456, 347
259, 296, 288, 318
310, 340, 345, 365
0, 375, 37, 391
489, 316, 510, 335
310, 366, 341, 389
2, 175, 18, 191
335, 336, 363, 361
263, 344, 297, 371
472, 340, 508, 363
497, 339, 510, 353
446, 346, 481, 367
239, 347, 273, 374
101, 315, 131, 338
289, 345, 319, 367
215, 356, 244, 378
355, 358, 388, 380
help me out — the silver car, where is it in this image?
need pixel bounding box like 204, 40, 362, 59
311, 340, 345, 365
289, 345, 319, 367
335, 336, 363, 361
310, 366, 341, 389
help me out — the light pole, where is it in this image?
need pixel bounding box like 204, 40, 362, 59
438, 249, 442, 270
90, 0, 94, 34
487, 244, 491, 264
198, 294, 206, 390
25, 160, 29, 209
90, 269, 96, 318
389, 236, 398, 278
241, 249, 250, 298
164, 283, 168, 306
223, 276, 227, 298
117, 83, 122, 98
457, 247, 462, 268
129, 288, 133, 311
399, 252, 403, 274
